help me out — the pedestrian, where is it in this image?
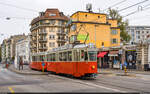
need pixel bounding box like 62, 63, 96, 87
19, 57, 23, 70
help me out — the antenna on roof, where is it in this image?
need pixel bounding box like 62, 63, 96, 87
86, 3, 92, 12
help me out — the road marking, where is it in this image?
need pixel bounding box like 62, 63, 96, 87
48, 74, 126, 92
8, 87, 15, 93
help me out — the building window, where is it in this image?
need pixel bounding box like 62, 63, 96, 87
98, 16, 100, 18
111, 30, 118, 35
147, 31, 149, 33
49, 35, 55, 40
102, 42, 104, 47
50, 20, 55, 25
41, 28, 46, 32
58, 21, 62, 25
85, 14, 87, 17
49, 28, 54, 32
49, 42, 55, 47
49, 13, 56, 16
111, 38, 118, 44
142, 31, 144, 33
136, 31, 140, 34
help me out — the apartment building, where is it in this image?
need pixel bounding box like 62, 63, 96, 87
14, 35, 30, 68
1, 39, 7, 62
1, 34, 26, 62
126, 26, 150, 44
30, 9, 69, 53
68, 11, 120, 48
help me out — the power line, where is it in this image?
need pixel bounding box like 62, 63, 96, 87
0, 1, 39, 12
118, 0, 149, 12
123, 6, 150, 17
0, 16, 32, 20
102, 0, 127, 12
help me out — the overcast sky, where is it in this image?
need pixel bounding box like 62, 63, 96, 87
0, 0, 150, 44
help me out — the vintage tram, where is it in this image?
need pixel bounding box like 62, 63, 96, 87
30, 43, 98, 78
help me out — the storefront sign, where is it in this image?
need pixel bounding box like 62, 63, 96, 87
108, 54, 118, 56
108, 50, 119, 56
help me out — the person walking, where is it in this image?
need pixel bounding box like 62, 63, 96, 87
19, 57, 23, 70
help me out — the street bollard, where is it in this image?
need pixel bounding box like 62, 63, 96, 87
124, 66, 127, 75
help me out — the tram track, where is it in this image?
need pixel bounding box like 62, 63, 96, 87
48, 73, 147, 93
87, 78, 143, 92
48, 74, 127, 92
100, 75, 150, 85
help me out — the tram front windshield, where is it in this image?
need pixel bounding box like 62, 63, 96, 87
88, 51, 97, 61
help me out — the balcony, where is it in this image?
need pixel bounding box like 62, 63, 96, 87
39, 46, 48, 50
57, 31, 66, 35
39, 31, 47, 35
57, 38, 66, 42
30, 24, 66, 31
39, 38, 47, 42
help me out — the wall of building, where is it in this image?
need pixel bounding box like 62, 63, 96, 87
126, 26, 150, 44
69, 11, 120, 48
30, 9, 69, 53
15, 36, 30, 67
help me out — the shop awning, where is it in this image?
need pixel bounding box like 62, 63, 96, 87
108, 51, 119, 56
97, 52, 107, 58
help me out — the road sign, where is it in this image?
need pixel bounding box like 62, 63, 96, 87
124, 61, 127, 66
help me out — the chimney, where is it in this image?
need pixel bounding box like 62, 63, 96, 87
59, 12, 64, 16
39, 12, 45, 17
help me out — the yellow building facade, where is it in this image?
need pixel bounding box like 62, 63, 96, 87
68, 11, 120, 48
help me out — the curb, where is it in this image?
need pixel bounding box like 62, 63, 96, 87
98, 72, 113, 74
8, 67, 48, 75
98, 72, 136, 77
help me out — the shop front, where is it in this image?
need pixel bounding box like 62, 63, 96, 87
97, 51, 109, 68
125, 50, 136, 69
108, 50, 121, 69
124, 45, 137, 69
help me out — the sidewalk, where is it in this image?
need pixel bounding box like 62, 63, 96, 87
8, 64, 48, 75
98, 68, 150, 75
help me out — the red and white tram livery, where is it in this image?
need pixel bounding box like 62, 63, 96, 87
30, 43, 98, 78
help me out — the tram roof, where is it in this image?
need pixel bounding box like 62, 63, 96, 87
31, 43, 97, 55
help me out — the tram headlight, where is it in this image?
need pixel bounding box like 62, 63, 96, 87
92, 65, 95, 69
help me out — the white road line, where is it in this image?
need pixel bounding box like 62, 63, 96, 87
48, 74, 126, 92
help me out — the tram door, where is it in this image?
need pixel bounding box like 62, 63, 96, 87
74, 49, 80, 74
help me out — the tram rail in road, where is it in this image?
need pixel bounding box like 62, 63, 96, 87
47, 74, 126, 93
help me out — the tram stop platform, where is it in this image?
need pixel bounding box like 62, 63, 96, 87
7, 64, 48, 75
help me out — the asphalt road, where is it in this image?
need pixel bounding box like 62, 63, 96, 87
0, 65, 150, 93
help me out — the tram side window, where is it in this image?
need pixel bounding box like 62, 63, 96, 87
59, 53, 62, 61
84, 51, 88, 61
81, 50, 84, 61
37, 56, 40, 61
68, 51, 72, 61
32, 56, 35, 61
40, 55, 45, 61
52, 53, 56, 61
88, 51, 97, 61
47, 54, 51, 61
62, 52, 67, 61
74, 50, 80, 61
